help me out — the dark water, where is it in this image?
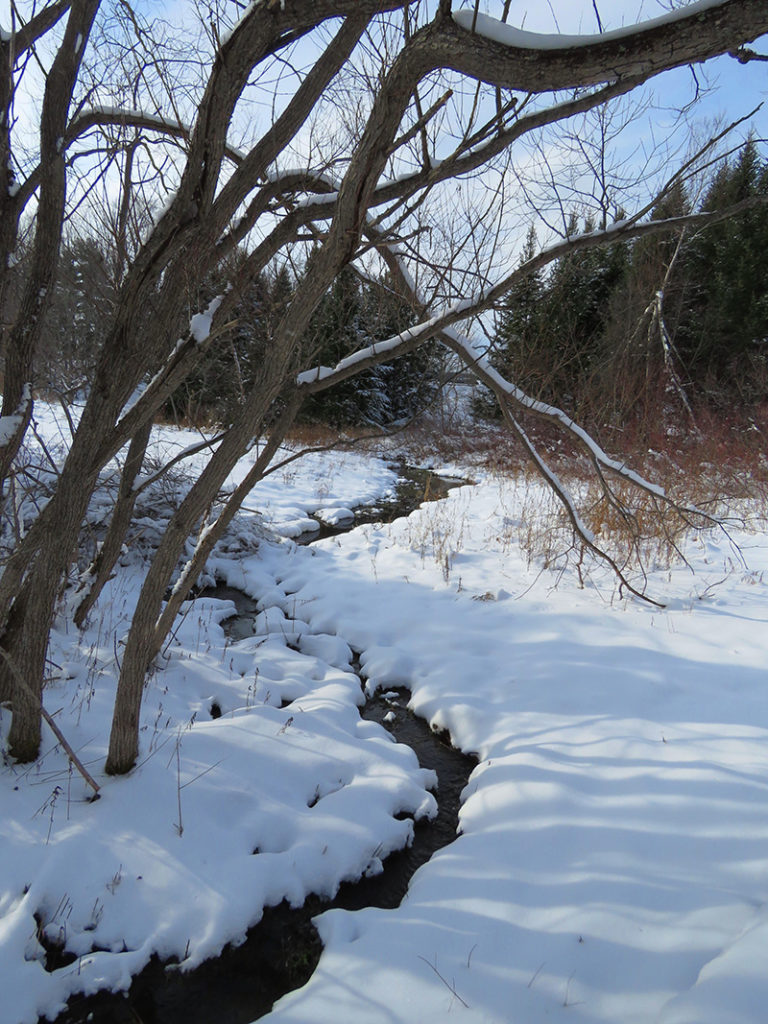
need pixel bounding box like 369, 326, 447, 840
48, 466, 475, 1024
296, 462, 467, 544
51, 678, 475, 1024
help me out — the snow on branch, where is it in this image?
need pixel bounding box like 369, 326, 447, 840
453, 1, 728, 52
103, 297, 228, 469
444, 0, 767, 96
295, 211, 733, 603
189, 294, 224, 343
297, 196, 768, 414
443, 326, 689, 508
67, 106, 247, 163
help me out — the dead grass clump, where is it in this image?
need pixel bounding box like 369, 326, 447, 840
474, 408, 768, 592
282, 421, 373, 448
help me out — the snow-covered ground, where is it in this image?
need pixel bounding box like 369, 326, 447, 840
2, 404, 768, 1024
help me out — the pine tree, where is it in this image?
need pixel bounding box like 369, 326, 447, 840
497, 226, 544, 372
678, 139, 768, 401
164, 257, 278, 426
360, 274, 438, 424
300, 267, 438, 427
591, 179, 693, 430
299, 267, 366, 426
37, 235, 114, 395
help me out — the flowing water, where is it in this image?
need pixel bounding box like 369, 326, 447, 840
50, 466, 475, 1024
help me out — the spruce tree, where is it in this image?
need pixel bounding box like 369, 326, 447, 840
591, 179, 693, 430
679, 140, 768, 399
300, 268, 438, 427
477, 225, 544, 417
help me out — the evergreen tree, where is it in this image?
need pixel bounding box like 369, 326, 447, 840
37, 235, 114, 394
476, 225, 544, 417
360, 274, 438, 424
300, 267, 438, 427
483, 216, 629, 417
591, 179, 693, 430
164, 257, 281, 426
545, 213, 629, 403
299, 267, 367, 426
679, 139, 768, 399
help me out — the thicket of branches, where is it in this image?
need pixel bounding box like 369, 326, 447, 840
1, 0, 767, 776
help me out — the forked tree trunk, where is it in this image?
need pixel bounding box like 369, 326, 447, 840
0, 235, 210, 757
0, 308, 168, 758
105, 389, 299, 774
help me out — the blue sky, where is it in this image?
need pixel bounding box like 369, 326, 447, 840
462, 0, 768, 143
2, 0, 764, 140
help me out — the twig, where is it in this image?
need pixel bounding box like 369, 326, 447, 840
0, 649, 100, 798
528, 961, 546, 988
179, 758, 224, 790
175, 739, 183, 836
417, 954, 470, 1008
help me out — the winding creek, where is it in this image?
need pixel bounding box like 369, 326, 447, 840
50, 465, 475, 1024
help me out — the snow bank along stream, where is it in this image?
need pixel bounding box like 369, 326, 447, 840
47, 468, 474, 1024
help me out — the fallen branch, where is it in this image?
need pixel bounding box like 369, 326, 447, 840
0, 649, 101, 798
417, 954, 470, 1009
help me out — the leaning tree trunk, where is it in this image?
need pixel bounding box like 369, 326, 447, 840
0, 0, 100, 493
105, 384, 300, 775
2, 432, 105, 759
0, 296, 180, 757
151, 397, 301, 653
0, 215, 216, 757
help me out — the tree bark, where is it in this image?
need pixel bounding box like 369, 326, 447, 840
105, 384, 300, 774
4, 433, 102, 759
0, 0, 100, 492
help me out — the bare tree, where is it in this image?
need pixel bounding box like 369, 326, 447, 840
1, 0, 766, 769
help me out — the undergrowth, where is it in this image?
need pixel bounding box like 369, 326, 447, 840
384, 405, 768, 591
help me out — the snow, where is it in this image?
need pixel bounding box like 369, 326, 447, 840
219, 0, 263, 47
453, 1, 726, 51
315, 507, 355, 527
445, 326, 674, 503
83, 105, 188, 134
0, 384, 31, 444
297, 300, 475, 390
297, 365, 334, 385
2, 403, 768, 1023
0, 414, 23, 444
189, 294, 224, 343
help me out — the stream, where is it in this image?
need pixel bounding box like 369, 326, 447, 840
295, 461, 467, 544
50, 465, 475, 1024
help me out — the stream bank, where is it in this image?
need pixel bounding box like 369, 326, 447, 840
48, 465, 475, 1024
51, 677, 475, 1024
296, 462, 468, 543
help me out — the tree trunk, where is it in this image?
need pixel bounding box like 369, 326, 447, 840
105, 386, 298, 774
151, 397, 301, 653
2, 435, 103, 758
0, 0, 100, 492
0, 325, 154, 758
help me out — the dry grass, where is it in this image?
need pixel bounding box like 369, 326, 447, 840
385, 406, 768, 593
521, 417, 766, 583
163, 397, 768, 589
